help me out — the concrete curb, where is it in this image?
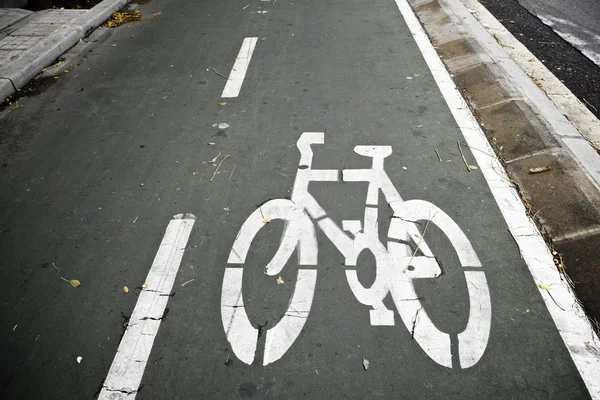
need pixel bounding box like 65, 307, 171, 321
408, 0, 600, 324
0, 0, 128, 101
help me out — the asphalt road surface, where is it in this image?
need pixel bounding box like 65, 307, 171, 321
518, 0, 600, 67
0, 0, 596, 399
479, 0, 600, 119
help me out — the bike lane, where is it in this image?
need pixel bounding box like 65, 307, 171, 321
0, 0, 594, 398
119, 0, 595, 399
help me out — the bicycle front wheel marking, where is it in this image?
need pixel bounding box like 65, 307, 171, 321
388, 199, 492, 369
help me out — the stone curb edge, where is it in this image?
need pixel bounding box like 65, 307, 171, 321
0, 0, 129, 101
407, 0, 600, 325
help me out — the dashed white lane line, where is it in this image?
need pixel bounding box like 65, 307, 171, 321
393, 0, 600, 397
221, 37, 258, 98
99, 214, 196, 400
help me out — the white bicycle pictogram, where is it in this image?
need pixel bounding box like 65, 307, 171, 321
221, 132, 491, 368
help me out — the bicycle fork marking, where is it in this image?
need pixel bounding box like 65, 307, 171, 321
221, 132, 491, 368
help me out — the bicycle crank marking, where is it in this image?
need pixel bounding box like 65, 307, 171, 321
221, 132, 491, 369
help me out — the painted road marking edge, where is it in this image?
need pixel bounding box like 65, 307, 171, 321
393, 0, 600, 397
221, 37, 258, 98
98, 213, 196, 400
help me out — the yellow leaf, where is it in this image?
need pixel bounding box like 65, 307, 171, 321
142, 283, 148, 289
64, 69, 70, 73
219, 102, 227, 106
538, 283, 551, 290
207, 142, 216, 146
528, 166, 552, 174
61, 277, 80, 287
263, 218, 271, 224
276, 276, 284, 285
123, 286, 129, 294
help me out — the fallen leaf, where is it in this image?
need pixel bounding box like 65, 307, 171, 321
207, 142, 216, 146
263, 218, 271, 224
105, 10, 142, 27
76, 356, 82, 364
528, 166, 552, 174
110, 44, 117, 47
469, 165, 478, 170
362, 357, 370, 370
162, 96, 168, 99
276, 276, 284, 285
61, 277, 81, 287
123, 286, 129, 294
209, 152, 222, 163
219, 102, 227, 106
538, 283, 551, 290
142, 283, 148, 289
64, 69, 70, 73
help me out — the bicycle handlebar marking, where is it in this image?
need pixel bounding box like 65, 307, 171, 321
222, 132, 491, 368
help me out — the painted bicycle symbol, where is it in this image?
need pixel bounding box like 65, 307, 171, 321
221, 132, 491, 368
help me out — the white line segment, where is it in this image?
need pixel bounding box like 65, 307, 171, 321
99, 214, 196, 400
221, 37, 258, 98
393, 0, 600, 397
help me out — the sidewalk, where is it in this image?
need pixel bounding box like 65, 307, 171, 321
0, 0, 127, 102
0, 9, 85, 67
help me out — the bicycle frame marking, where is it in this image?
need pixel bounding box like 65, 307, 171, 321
222, 132, 491, 368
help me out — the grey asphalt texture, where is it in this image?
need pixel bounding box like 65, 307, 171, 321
518, 0, 600, 66
0, 0, 592, 399
479, 0, 600, 119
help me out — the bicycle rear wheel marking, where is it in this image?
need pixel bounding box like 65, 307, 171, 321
221, 198, 318, 365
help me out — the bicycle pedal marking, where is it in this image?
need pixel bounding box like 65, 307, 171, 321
221, 132, 491, 369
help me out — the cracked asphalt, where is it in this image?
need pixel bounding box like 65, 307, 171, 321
0, 0, 594, 398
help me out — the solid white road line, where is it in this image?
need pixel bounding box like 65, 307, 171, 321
221, 37, 258, 98
99, 214, 195, 400
393, 0, 600, 397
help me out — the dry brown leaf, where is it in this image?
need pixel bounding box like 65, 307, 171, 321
105, 10, 142, 28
